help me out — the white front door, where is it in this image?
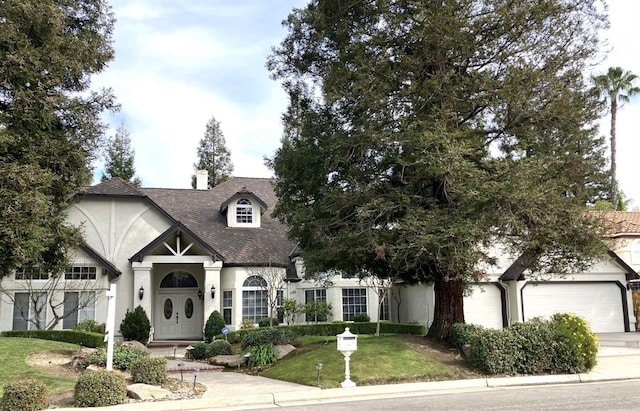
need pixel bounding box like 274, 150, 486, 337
154, 292, 202, 339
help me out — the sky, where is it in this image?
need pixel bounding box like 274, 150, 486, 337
93, 1, 640, 207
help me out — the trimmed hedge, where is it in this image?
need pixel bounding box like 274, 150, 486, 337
74, 370, 127, 407
0, 330, 104, 348
131, 357, 167, 385
223, 322, 425, 344
451, 313, 598, 375
241, 328, 298, 350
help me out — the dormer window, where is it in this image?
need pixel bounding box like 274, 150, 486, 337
236, 198, 253, 224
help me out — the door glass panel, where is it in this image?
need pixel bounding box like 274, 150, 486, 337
184, 298, 194, 319
163, 298, 173, 320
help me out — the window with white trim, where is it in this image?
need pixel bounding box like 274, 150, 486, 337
342, 288, 367, 321
13, 292, 47, 330
14, 269, 49, 280
65, 266, 97, 280
236, 198, 253, 224
378, 289, 389, 321
223, 291, 233, 325
304, 289, 327, 322
242, 276, 267, 322
63, 291, 96, 329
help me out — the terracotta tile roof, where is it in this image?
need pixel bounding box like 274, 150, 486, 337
86, 177, 296, 266
592, 211, 640, 236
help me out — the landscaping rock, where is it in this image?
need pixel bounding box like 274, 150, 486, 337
211, 355, 248, 368
274, 344, 296, 359
121, 340, 151, 353
127, 383, 171, 401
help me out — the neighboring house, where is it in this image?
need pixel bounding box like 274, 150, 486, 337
0, 176, 637, 339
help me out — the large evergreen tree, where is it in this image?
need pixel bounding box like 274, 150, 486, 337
593, 67, 640, 208
268, 0, 610, 339
102, 123, 142, 187
191, 116, 233, 188
0, 0, 115, 276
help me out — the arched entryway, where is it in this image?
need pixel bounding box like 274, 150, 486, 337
154, 271, 203, 340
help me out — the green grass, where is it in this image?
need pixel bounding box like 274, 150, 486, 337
260, 335, 452, 388
0, 337, 80, 396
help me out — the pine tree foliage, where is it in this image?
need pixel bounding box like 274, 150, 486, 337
268, 0, 611, 339
0, 0, 116, 276
191, 116, 233, 188
102, 123, 142, 187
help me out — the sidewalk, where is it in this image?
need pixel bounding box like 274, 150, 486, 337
54, 333, 640, 411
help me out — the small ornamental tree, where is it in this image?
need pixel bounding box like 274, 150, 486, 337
204, 310, 226, 343
119, 305, 151, 344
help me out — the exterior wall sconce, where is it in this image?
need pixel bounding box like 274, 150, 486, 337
210, 284, 216, 299
197, 289, 203, 300
138, 286, 144, 300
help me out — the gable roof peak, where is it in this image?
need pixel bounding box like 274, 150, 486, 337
83, 177, 144, 198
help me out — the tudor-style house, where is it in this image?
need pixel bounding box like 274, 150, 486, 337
0, 173, 638, 339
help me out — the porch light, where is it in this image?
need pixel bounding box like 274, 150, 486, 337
210, 284, 216, 299
138, 286, 144, 300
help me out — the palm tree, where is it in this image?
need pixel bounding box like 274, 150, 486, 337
593, 67, 640, 208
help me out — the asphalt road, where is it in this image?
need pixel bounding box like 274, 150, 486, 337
230, 380, 640, 411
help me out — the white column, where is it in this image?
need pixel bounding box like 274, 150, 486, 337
131, 261, 153, 317
203, 260, 223, 324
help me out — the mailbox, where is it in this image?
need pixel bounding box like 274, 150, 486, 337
337, 327, 358, 353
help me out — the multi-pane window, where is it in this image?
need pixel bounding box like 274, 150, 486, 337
223, 291, 233, 325
14, 269, 49, 280
378, 289, 389, 321
342, 288, 367, 321
236, 198, 253, 224
13, 292, 47, 330
242, 275, 267, 322
276, 289, 284, 324
64, 266, 97, 280
63, 292, 96, 329
305, 289, 327, 322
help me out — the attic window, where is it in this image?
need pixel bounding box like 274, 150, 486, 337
236, 198, 253, 224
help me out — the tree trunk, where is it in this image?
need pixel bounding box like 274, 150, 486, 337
426, 276, 465, 340
611, 98, 618, 208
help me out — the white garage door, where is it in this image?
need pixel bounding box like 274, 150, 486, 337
464, 284, 504, 329
522, 282, 624, 333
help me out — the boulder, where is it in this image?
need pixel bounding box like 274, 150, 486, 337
127, 383, 171, 401
274, 344, 296, 359
211, 355, 248, 368
121, 340, 151, 353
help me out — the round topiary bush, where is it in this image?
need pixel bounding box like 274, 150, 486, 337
130, 357, 167, 385
120, 305, 151, 344
352, 313, 370, 323
1, 378, 48, 411
74, 370, 127, 408
189, 342, 212, 360
210, 339, 233, 356
204, 310, 226, 343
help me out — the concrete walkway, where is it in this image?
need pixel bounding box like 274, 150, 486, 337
53, 333, 640, 411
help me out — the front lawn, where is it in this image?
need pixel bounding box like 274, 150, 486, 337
261, 334, 461, 387
0, 337, 79, 396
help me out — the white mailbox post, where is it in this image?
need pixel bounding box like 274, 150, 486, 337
337, 327, 358, 387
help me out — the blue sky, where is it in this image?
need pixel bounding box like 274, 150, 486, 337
93, 1, 640, 207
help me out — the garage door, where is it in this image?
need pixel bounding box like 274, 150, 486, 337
522, 282, 624, 333
464, 283, 505, 329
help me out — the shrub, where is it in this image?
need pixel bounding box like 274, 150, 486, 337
509, 319, 555, 374
73, 320, 106, 334
204, 311, 226, 343
210, 339, 232, 356
551, 313, 598, 373
449, 323, 486, 349
120, 305, 151, 344
130, 357, 167, 385
278, 298, 304, 325
1, 378, 48, 411
259, 317, 278, 327
303, 301, 332, 322
246, 343, 278, 367
241, 328, 298, 350
240, 319, 256, 329
352, 313, 370, 323
74, 370, 127, 407
82, 343, 148, 370
468, 328, 519, 374
0, 330, 104, 348
189, 342, 212, 360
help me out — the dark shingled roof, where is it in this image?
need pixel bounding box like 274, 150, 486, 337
85, 177, 297, 267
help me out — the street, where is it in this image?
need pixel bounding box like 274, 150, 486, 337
229, 380, 640, 411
